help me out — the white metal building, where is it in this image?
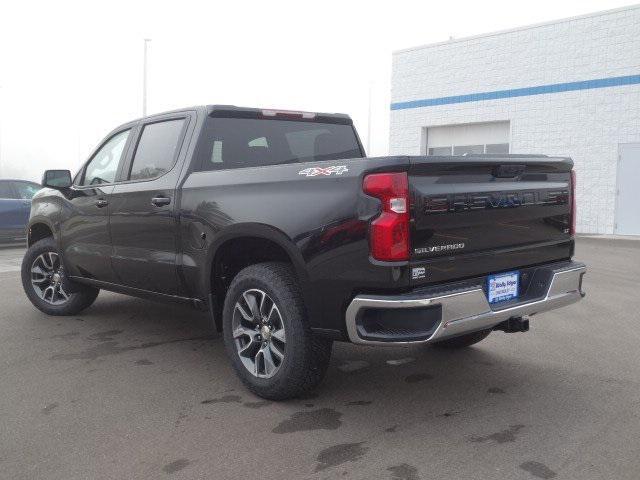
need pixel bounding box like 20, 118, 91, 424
390, 5, 640, 235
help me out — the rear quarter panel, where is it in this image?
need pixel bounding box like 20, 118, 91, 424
179, 156, 411, 333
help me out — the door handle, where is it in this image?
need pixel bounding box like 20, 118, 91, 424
95, 199, 109, 208
151, 196, 171, 207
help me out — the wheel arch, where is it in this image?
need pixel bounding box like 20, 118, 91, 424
205, 224, 313, 328
27, 219, 57, 247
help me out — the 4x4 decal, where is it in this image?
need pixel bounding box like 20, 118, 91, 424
298, 165, 348, 177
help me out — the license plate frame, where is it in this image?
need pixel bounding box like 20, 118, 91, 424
487, 271, 520, 304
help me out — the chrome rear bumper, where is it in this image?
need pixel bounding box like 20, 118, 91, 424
345, 262, 586, 346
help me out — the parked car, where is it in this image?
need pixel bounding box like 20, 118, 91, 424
21, 105, 586, 399
0, 179, 41, 243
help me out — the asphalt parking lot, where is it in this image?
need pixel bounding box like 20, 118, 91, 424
1, 237, 639, 480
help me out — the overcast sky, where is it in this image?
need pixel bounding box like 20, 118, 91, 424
0, 0, 633, 181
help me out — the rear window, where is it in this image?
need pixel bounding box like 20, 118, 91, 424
129, 119, 186, 181
196, 118, 362, 171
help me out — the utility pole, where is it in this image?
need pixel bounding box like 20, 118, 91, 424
367, 81, 373, 156
142, 38, 151, 117
0, 85, 3, 175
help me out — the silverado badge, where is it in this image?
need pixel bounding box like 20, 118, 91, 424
415, 243, 466, 255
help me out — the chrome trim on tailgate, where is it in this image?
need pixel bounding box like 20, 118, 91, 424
345, 262, 586, 346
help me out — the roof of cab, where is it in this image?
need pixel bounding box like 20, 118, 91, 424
206, 105, 353, 124
134, 105, 353, 125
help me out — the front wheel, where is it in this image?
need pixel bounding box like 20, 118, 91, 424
222, 262, 332, 400
21, 237, 99, 316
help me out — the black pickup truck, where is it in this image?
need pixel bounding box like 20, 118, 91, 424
22, 105, 586, 399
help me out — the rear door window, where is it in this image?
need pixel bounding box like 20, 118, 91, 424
197, 118, 362, 171
128, 119, 186, 181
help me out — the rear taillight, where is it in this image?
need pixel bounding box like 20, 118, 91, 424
570, 170, 576, 236
363, 172, 410, 261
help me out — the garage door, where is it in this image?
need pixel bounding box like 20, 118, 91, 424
616, 143, 640, 235
426, 121, 510, 156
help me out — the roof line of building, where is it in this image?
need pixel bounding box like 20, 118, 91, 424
393, 3, 640, 55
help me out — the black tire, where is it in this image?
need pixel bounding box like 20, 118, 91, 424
21, 237, 99, 316
431, 329, 491, 349
222, 262, 332, 400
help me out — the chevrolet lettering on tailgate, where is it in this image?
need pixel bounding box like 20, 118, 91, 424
422, 189, 569, 214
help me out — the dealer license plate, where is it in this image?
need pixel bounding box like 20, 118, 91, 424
487, 271, 519, 304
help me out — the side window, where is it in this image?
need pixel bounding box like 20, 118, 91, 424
210, 141, 223, 164
14, 182, 40, 199
82, 130, 130, 186
128, 119, 185, 181
248, 137, 268, 147
0, 182, 16, 199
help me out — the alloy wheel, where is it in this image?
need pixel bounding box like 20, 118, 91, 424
30, 251, 70, 305
232, 288, 286, 378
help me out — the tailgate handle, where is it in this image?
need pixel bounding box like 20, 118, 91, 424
493, 164, 525, 178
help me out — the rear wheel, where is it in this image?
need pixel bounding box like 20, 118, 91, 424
431, 329, 491, 349
21, 237, 99, 315
222, 262, 332, 400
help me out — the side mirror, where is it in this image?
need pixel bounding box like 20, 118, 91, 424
42, 170, 72, 189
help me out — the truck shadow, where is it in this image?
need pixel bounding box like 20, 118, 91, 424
48, 291, 596, 421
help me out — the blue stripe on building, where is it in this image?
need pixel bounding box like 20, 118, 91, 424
390, 74, 640, 111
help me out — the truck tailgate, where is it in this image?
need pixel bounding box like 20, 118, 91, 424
408, 155, 574, 286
